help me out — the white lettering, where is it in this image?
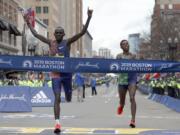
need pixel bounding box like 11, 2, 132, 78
0, 94, 26, 102
31, 99, 51, 103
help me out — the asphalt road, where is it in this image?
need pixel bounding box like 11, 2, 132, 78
0, 83, 180, 135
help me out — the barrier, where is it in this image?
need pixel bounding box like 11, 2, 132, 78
0, 86, 67, 112
149, 94, 180, 113
0, 86, 32, 112
159, 95, 168, 104
138, 84, 152, 94
138, 85, 180, 113
0, 55, 180, 73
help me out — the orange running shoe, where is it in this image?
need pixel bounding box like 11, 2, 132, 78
117, 105, 123, 115
129, 120, 136, 128
54, 123, 61, 133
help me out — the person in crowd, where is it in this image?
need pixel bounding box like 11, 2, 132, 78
106, 80, 110, 88
167, 77, 176, 98
24, 8, 93, 133
74, 73, 84, 102
116, 39, 138, 128
0, 80, 2, 86
82, 74, 86, 99
27, 71, 35, 87
177, 78, 180, 99
91, 77, 97, 96
37, 72, 45, 87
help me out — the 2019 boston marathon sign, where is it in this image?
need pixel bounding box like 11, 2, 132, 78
0, 55, 180, 73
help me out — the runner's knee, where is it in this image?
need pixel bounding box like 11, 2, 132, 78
129, 96, 135, 103
54, 94, 61, 104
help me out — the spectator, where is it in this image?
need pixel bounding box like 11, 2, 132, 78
74, 73, 84, 102
82, 75, 86, 98
91, 77, 97, 96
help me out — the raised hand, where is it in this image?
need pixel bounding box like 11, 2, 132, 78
87, 7, 93, 18
67, 7, 93, 44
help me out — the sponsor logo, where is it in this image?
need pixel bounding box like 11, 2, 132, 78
75, 62, 99, 69
31, 91, 51, 103
158, 63, 175, 70
0, 59, 12, 65
110, 63, 119, 71
23, 60, 32, 68
0, 94, 26, 102
58, 46, 64, 50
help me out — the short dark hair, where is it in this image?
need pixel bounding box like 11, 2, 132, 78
55, 26, 64, 33
120, 39, 128, 46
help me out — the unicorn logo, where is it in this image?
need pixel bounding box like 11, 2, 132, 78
23, 60, 32, 68
110, 63, 119, 71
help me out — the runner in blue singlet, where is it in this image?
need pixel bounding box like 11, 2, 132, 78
24, 8, 93, 133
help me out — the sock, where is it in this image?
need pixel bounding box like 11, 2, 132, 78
55, 119, 60, 125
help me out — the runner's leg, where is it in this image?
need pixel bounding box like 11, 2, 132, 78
52, 78, 62, 133
118, 85, 128, 108
128, 84, 137, 122
62, 77, 72, 102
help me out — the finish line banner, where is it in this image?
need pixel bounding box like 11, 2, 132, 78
0, 55, 179, 73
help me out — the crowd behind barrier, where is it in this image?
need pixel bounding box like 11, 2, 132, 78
0, 79, 50, 87
138, 73, 180, 112
1, 71, 179, 112
0, 71, 114, 113
0, 71, 113, 88
138, 73, 180, 99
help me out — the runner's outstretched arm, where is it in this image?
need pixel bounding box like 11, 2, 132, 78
67, 8, 93, 45
24, 15, 51, 45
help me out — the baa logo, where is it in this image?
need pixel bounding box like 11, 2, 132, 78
23, 60, 32, 68
110, 63, 119, 71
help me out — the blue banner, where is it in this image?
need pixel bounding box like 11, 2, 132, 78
31, 87, 54, 107
0, 55, 179, 73
0, 86, 32, 112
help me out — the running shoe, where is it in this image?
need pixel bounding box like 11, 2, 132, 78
129, 120, 136, 128
54, 123, 61, 133
117, 105, 123, 115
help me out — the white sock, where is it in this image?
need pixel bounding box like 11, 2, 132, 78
55, 119, 60, 125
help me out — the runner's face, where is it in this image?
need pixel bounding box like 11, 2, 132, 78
121, 41, 129, 52
54, 28, 65, 41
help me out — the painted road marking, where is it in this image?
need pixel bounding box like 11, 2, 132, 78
139, 130, 180, 135
116, 115, 180, 120
63, 128, 93, 134
1, 113, 179, 120
0, 127, 160, 134
93, 129, 116, 134
0, 114, 76, 119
